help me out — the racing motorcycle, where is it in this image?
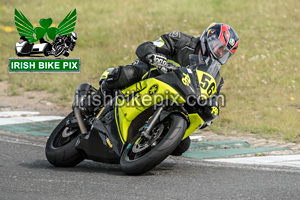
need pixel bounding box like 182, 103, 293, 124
45, 54, 223, 175
52, 39, 69, 57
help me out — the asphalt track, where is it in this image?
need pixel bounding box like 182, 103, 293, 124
1, 132, 300, 200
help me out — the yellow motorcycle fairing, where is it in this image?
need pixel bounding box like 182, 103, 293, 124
116, 77, 187, 144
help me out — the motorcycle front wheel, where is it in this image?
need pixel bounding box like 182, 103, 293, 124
45, 112, 84, 167
120, 113, 187, 175
54, 45, 64, 57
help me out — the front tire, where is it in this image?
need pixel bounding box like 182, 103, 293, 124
45, 112, 84, 167
54, 46, 64, 57
120, 114, 187, 175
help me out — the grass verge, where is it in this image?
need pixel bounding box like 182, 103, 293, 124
0, 0, 299, 141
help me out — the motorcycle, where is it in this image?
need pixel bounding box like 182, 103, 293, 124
45, 54, 223, 175
50, 36, 72, 57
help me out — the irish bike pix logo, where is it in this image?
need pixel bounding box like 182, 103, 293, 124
8, 9, 80, 73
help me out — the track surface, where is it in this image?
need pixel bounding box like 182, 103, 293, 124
1, 132, 300, 200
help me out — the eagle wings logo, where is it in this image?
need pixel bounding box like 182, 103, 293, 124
14, 8, 77, 43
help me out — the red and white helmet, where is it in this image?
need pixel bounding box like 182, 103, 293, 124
200, 23, 239, 65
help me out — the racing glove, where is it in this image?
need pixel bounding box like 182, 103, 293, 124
146, 53, 167, 68
146, 53, 177, 73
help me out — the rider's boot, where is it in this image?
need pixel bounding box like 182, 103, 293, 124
170, 137, 191, 156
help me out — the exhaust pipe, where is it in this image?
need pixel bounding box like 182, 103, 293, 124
72, 83, 93, 135
74, 107, 88, 134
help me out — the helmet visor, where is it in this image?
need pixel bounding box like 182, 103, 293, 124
207, 35, 233, 65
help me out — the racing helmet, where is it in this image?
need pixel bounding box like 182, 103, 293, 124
71, 32, 78, 42
200, 23, 239, 65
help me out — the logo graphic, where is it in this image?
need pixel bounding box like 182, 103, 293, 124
182, 73, 191, 86
229, 38, 235, 46
207, 29, 215, 37
169, 31, 180, 38
9, 9, 80, 73
148, 85, 159, 95
15, 9, 77, 57
211, 106, 219, 115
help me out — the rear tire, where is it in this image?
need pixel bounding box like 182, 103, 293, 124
120, 113, 187, 175
45, 112, 84, 167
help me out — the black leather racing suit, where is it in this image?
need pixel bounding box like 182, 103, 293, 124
136, 31, 201, 67
101, 31, 201, 91
101, 31, 219, 156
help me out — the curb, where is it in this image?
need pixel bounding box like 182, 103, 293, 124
189, 141, 250, 150
183, 139, 293, 159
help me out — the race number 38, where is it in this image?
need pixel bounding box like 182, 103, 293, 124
196, 71, 217, 98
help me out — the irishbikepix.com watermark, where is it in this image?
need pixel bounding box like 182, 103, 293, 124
74, 91, 227, 109
8, 58, 80, 73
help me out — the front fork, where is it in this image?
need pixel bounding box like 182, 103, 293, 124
140, 105, 165, 140
140, 103, 189, 140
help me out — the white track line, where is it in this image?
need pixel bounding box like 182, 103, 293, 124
190, 135, 206, 141
206, 155, 300, 168
0, 116, 64, 125
0, 111, 40, 117
0, 137, 44, 147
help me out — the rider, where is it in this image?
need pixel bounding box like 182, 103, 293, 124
99, 23, 239, 155
50, 32, 78, 56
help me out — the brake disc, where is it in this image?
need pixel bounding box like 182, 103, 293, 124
132, 124, 164, 153
62, 127, 78, 138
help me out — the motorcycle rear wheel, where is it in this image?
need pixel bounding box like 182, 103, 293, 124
120, 113, 187, 175
45, 112, 84, 167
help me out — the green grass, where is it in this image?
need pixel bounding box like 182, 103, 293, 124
0, 0, 299, 141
